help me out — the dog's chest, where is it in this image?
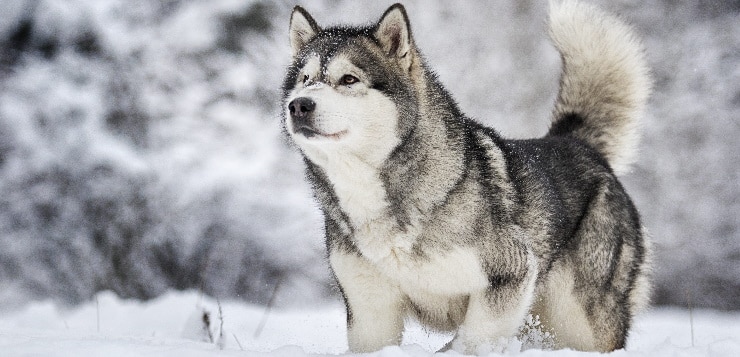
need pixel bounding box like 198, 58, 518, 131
322, 156, 390, 229
321, 157, 488, 295
318, 154, 416, 259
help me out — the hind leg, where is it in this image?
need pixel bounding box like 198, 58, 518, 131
540, 182, 647, 352
533, 257, 636, 352
579, 187, 647, 351
531, 263, 597, 351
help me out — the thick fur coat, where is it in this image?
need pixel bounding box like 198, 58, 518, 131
282, 1, 652, 353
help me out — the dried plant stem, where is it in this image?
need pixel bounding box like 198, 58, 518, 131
253, 276, 283, 339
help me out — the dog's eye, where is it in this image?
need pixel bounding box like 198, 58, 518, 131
302, 74, 309, 84
340, 75, 359, 86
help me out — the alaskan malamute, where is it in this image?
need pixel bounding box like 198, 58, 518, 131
282, 1, 652, 353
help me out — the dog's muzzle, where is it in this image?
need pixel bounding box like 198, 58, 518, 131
288, 97, 320, 137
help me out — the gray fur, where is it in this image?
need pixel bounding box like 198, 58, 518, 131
282, 1, 652, 353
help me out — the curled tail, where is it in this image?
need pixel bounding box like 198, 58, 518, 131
547, 1, 651, 175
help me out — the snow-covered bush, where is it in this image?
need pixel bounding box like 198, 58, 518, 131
0, 0, 326, 306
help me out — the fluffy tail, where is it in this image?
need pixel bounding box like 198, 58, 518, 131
547, 1, 651, 175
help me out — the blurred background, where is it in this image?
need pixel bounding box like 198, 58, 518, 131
0, 0, 737, 310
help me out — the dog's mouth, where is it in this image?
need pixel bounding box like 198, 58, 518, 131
294, 125, 347, 140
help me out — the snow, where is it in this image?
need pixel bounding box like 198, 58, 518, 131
1, 291, 739, 357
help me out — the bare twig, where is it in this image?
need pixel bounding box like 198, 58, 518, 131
686, 288, 695, 348
233, 333, 245, 351
217, 299, 225, 349
95, 295, 100, 333
253, 275, 283, 339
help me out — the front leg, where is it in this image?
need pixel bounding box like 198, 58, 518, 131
452, 248, 538, 354
329, 250, 405, 353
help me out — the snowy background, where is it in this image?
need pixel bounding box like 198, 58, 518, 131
0, 0, 737, 327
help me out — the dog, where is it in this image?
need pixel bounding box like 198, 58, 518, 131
281, 1, 652, 353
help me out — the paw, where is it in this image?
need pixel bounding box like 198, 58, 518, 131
449, 330, 522, 355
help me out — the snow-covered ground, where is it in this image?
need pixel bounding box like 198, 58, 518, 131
1, 291, 739, 356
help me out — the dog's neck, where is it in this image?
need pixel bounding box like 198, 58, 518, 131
379, 67, 469, 225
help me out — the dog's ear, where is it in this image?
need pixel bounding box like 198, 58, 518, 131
374, 4, 413, 71
290, 6, 320, 57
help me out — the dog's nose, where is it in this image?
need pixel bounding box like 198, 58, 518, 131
288, 97, 316, 120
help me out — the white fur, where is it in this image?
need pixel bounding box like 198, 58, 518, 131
287, 55, 401, 231
629, 227, 653, 316
452, 250, 538, 354
453, 295, 521, 354
531, 265, 596, 351
332, 244, 490, 300
330, 252, 404, 352
330, 247, 493, 353
395, 248, 489, 295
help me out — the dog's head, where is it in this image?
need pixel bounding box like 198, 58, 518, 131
282, 4, 420, 168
